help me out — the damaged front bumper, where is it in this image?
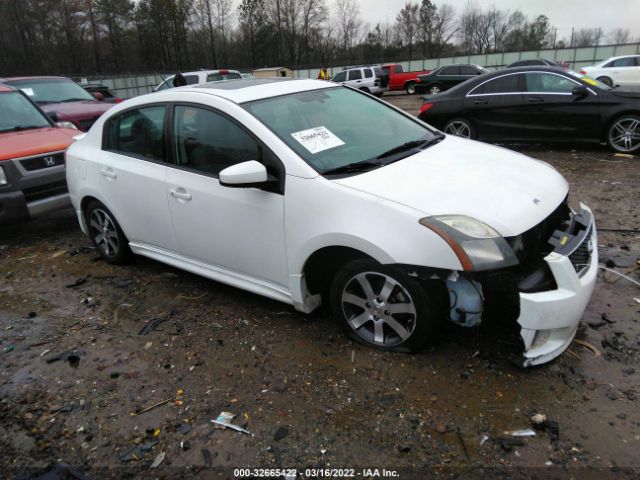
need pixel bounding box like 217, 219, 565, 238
517, 203, 597, 367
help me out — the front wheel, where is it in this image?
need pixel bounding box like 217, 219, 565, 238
607, 115, 640, 153
597, 76, 613, 87
405, 82, 416, 95
85, 200, 131, 264
329, 259, 444, 352
443, 118, 476, 139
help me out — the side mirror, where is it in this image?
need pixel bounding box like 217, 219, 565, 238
219, 161, 267, 187
572, 86, 589, 98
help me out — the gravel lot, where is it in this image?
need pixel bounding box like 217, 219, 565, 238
0, 93, 639, 479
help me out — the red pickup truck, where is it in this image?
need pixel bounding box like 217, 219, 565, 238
382, 64, 431, 94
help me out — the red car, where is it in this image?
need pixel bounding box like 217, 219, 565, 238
0, 76, 113, 131
0, 85, 78, 224
382, 63, 431, 94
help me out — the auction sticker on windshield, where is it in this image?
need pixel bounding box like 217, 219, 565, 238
291, 126, 345, 154
20, 88, 35, 96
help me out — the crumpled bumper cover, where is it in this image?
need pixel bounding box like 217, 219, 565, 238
517, 204, 598, 367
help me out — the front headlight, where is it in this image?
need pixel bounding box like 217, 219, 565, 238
420, 215, 519, 271
0, 166, 7, 186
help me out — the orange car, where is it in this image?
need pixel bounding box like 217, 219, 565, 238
0, 85, 78, 224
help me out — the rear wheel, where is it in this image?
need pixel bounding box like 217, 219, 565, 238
443, 118, 475, 139
428, 83, 442, 95
85, 200, 131, 264
607, 115, 640, 153
405, 82, 416, 95
329, 259, 444, 352
597, 76, 613, 87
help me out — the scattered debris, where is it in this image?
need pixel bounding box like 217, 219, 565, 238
211, 412, 252, 436
480, 434, 490, 447
45, 349, 86, 368
139, 311, 174, 336
274, 426, 289, 441
176, 292, 208, 301
51, 250, 68, 259
574, 339, 602, 357
131, 398, 172, 416
4, 344, 15, 353
613, 153, 634, 158
150, 451, 165, 468
435, 422, 447, 434
503, 428, 536, 437
201, 448, 213, 468
119, 441, 157, 462
530, 413, 547, 426
65, 277, 87, 288
456, 427, 470, 459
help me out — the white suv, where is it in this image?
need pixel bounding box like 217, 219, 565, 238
581, 55, 640, 87
65, 79, 597, 367
331, 66, 388, 97
154, 69, 242, 91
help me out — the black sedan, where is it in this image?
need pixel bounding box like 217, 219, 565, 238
414, 64, 487, 95
418, 66, 640, 153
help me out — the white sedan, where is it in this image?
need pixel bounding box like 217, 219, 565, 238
65, 79, 598, 366
581, 55, 640, 87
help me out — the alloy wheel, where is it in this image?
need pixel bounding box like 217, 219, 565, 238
341, 272, 417, 347
89, 208, 120, 257
444, 120, 472, 138
609, 118, 640, 152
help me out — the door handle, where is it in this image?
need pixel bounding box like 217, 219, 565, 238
170, 189, 192, 201
527, 97, 544, 103
100, 168, 117, 179
474, 99, 488, 105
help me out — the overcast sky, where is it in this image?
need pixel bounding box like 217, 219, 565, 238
357, 0, 640, 41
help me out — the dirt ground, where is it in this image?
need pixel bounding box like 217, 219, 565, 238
1, 94, 639, 479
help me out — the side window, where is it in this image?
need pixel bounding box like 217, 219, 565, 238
611, 57, 635, 67
104, 106, 165, 161
332, 71, 346, 82
184, 75, 200, 85
363, 68, 373, 78
440, 66, 459, 75
460, 65, 479, 75
348, 69, 362, 81
525, 73, 576, 93
471, 74, 521, 95
173, 106, 261, 176
394, 65, 403, 74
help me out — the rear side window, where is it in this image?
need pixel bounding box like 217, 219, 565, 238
206, 72, 242, 81
610, 57, 636, 67
364, 68, 373, 78
459, 65, 480, 75
470, 74, 521, 95
440, 66, 459, 75
104, 106, 165, 161
348, 70, 362, 81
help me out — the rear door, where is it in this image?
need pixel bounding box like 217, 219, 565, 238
520, 71, 601, 140
438, 66, 460, 89
346, 69, 364, 88
463, 73, 524, 140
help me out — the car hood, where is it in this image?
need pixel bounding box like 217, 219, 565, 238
39, 101, 113, 120
609, 88, 640, 99
0, 127, 77, 161
333, 136, 569, 237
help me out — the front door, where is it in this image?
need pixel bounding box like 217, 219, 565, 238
165, 104, 289, 287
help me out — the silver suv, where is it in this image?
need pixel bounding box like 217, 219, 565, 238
331, 66, 388, 97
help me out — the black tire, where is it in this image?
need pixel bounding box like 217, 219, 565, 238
443, 118, 476, 139
85, 200, 131, 264
405, 82, 416, 95
329, 259, 445, 353
597, 76, 613, 87
606, 114, 640, 153
428, 83, 442, 95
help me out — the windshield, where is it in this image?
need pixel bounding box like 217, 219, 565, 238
7, 78, 95, 104
244, 87, 439, 174
0, 92, 51, 133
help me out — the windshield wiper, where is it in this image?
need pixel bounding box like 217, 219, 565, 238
322, 160, 384, 176
377, 133, 445, 160
3, 125, 47, 132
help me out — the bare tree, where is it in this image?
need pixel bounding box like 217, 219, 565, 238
193, 0, 219, 68
609, 27, 631, 44
238, 0, 267, 68
430, 4, 456, 57
396, 2, 419, 61
486, 6, 509, 52
335, 0, 362, 52
573, 27, 604, 47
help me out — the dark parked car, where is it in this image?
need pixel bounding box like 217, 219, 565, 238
81, 83, 122, 103
415, 64, 488, 95
417, 66, 640, 153
506, 58, 561, 68
0, 76, 113, 131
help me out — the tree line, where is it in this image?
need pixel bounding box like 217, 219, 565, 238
0, 0, 636, 76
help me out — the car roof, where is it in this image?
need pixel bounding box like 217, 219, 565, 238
498, 65, 566, 73
604, 54, 640, 61
156, 78, 335, 104
0, 76, 68, 82
179, 69, 240, 76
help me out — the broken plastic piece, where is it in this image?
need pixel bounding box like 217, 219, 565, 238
503, 428, 536, 437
